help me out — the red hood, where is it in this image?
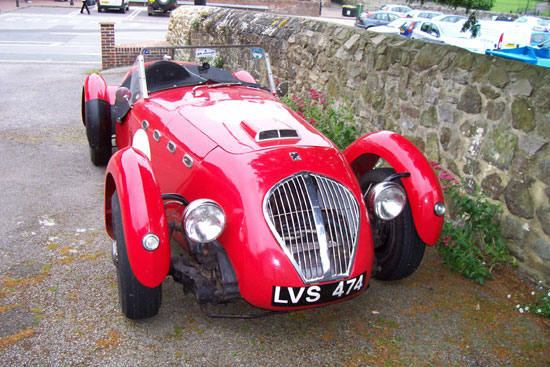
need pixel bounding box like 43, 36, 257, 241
151, 86, 331, 154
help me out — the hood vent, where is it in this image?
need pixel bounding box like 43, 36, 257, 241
240, 120, 300, 143
257, 129, 299, 142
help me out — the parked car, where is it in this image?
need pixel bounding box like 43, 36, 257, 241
97, 0, 129, 13
411, 20, 487, 53
406, 10, 442, 20
369, 17, 416, 35
531, 31, 550, 46
379, 4, 413, 15
432, 14, 468, 23
355, 11, 402, 29
533, 19, 550, 32
81, 45, 445, 319
399, 18, 423, 37
512, 16, 549, 31
147, 0, 178, 16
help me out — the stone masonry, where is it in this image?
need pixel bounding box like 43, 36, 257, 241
165, 7, 550, 283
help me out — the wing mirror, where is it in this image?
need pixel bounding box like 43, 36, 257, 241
116, 87, 131, 103
115, 87, 132, 123
276, 81, 288, 97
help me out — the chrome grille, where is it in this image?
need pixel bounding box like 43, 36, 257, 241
264, 172, 360, 284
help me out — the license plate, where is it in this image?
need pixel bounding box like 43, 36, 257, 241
271, 272, 366, 307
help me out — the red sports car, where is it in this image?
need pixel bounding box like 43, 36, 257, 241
81, 45, 445, 319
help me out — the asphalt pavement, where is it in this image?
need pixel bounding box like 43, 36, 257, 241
0, 0, 351, 19
0, 3, 549, 367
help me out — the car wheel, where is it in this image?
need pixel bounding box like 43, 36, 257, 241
112, 191, 162, 319
360, 168, 426, 281
89, 146, 111, 166
97, 5, 102, 12
82, 90, 112, 166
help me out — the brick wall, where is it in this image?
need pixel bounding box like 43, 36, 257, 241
100, 22, 170, 69
100, 22, 116, 70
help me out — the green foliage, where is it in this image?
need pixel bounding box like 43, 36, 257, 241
434, 0, 495, 11
527, 286, 550, 317
516, 282, 550, 318
432, 163, 511, 285
281, 89, 358, 150
190, 16, 202, 31
461, 13, 481, 37
492, 0, 549, 15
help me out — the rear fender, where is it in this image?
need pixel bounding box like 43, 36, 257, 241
344, 131, 444, 245
82, 73, 112, 149
105, 147, 170, 288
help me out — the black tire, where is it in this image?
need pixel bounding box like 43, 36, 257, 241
97, 5, 102, 12
89, 146, 111, 166
82, 90, 112, 166
360, 168, 426, 281
112, 192, 162, 319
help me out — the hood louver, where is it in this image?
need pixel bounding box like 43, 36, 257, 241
257, 129, 300, 142
240, 120, 300, 143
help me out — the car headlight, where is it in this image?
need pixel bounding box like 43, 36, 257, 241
183, 199, 226, 243
367, 182, 407, 221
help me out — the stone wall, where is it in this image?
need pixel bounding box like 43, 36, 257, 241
201, 0, 322, 16
166, 7, 550, 283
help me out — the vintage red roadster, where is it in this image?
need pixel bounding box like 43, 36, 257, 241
81, 45, 445, 319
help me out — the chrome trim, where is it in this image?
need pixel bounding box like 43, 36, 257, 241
153, 130, 161, 142
167, 141, 176, 153
434, 202, 446, 216
182, 154, 193, 168
263, 172, 360, 284
142, 233, 159, 251
141, 120, 149, 130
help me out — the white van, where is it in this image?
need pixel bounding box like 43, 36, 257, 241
98, 0, 130, 13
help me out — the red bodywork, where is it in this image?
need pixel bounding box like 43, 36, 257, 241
87, 54, 444, 312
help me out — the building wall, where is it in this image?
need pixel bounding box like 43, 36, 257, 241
164, 7, 550, 283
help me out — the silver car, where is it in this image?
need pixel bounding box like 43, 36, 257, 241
355, 11, 402, 29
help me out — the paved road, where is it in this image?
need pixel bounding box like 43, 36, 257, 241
0, 6, 168, 64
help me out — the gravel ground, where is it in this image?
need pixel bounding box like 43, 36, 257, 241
0, 64, 549, 367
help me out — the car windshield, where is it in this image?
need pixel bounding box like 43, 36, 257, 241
125, 45, 276, 101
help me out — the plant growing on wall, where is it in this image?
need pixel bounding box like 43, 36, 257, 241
432, 162, 512, 285
281, 89, 357, 150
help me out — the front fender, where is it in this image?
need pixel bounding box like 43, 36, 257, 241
82, 73, 112, 150
104, 147, 170, 288
344, 131, 444, 246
